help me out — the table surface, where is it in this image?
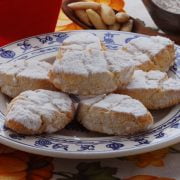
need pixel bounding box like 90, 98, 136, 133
0, 0, 179, 179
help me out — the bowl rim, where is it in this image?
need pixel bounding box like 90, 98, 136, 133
150, 0, 180, 16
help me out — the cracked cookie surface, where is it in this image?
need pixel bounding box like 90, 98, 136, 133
57, 32, 102, 58
49, 34, 175, 96
49, 49, 134, 95
77, 94, 153, 135
118, 70, 180, 109
5, 89, 75, 135
49, 33, 135, 96
122, 36, 175, 72
0, 60, 56, 98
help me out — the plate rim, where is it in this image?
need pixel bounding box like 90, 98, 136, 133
0, 132, 179, 159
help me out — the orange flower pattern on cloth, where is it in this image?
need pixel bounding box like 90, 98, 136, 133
127, 148, 169, 168
124, 175, 175, 180
55, 0, 125, 31
52, 161, 175, 180
88, 0, 125, 11
0, 150, 53, 180
0, 145, 178, 179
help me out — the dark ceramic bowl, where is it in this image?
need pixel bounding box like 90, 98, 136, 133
142, 0, 180, 34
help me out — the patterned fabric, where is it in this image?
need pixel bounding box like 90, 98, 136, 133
0, 144, 179, 179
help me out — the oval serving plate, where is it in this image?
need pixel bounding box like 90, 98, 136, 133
0, 30, 179, 159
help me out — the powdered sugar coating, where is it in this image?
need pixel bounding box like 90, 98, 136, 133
122, 36, 175, 71
0, 60, 55, 97
116, 48, 151, 67
50, 48, 134, 95
124, 70, 180, 90
119, 70, 180, 109
50, 33, 174, 95
124, 36, 174, 57
54, 50, 134, 75
124, 70, 168, 89
57, 32, 102, 59
5, 90, 74, 134
78, 94, 153, 135
81, 94, 148, 117
162, 78, 180, 90
0, 60, 51, 81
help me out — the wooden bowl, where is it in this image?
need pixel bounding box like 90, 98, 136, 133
62, 0, 180, 44
62, 0, 150, 31
142, 0, 180, 34
62, 0, 92, 29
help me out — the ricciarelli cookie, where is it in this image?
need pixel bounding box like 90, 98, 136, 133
77, 94, 153, 135
117, 70, 180, 109
49, 49, 134, 96
0, 60, 56, 98
56, 32, 103, 59
5, 89, 75, 135
122, 36, 175, 72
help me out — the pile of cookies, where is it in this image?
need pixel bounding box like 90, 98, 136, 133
68, 1, 133, 31
2, 32, 180, 136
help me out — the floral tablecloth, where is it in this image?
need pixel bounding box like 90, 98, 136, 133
0, 0, 179, 179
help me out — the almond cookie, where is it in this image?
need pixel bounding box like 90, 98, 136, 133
77, 94, 153, 135
117, 70, 180, 110
122, 36, 175, 71
0, 60, 56, 98
5, 89, 75, 135
56, 32, 103, 59
49, 49, 134, 96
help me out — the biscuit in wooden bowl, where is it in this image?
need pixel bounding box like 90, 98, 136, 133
77, 94, 153, 135
0, 60, 56, 98
117, 70, 180, 110
5, 89, 75, 135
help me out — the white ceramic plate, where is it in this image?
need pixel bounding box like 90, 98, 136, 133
0, 30, 179, 159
